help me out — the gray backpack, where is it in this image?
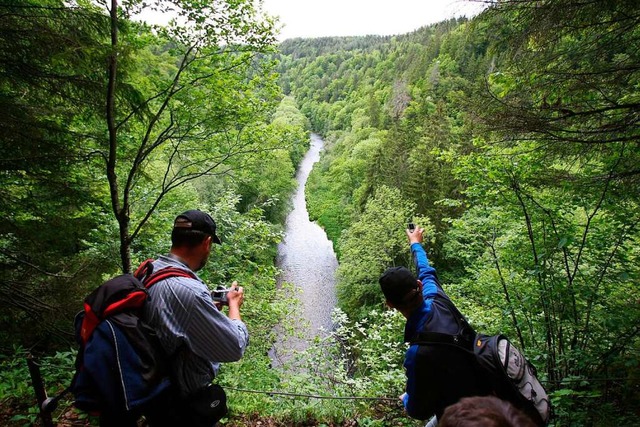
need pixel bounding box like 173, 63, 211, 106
474, 333, 550, 425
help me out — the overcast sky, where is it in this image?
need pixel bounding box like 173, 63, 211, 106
260, 0, 487, 41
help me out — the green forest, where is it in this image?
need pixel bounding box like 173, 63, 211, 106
1, 0, 639, 426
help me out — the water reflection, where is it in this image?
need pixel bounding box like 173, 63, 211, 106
270, 134, 338, 365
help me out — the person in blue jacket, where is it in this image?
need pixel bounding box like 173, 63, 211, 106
379, 225, 491, 424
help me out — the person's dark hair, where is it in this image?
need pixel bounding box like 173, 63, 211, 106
379, 266, 422, 310
439, 396, 537, 427
171, 229, 210, 249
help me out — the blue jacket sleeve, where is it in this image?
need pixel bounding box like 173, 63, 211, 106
410, 243, 440, 298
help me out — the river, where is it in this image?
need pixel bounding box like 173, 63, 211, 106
270, 133, 338, 365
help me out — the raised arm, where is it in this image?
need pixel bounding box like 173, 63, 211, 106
407, 227, 440, 298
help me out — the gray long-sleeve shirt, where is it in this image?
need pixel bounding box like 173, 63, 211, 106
142, 255, 249, 396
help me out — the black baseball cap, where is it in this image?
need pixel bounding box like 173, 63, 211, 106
173, 210, 221, 244
379, 266, 419, 305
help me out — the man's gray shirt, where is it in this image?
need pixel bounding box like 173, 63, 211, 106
142, 255, 249, 396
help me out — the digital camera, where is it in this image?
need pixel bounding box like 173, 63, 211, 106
212, 285, 231, 305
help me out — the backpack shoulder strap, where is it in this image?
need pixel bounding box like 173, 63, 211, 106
134, 260, 197, 289
411, 330, 475, 351
409, 295, 477, 349
144, 267, 197, 288
133, 259, 155, 280
434, 295, 472, 330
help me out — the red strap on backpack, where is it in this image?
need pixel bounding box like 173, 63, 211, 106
134, 258, 197, 288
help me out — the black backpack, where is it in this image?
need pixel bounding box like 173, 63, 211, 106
69, 260, 196, 415
411, 297, 551, 426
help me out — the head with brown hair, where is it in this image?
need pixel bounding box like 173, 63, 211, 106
439, 396, 537, 427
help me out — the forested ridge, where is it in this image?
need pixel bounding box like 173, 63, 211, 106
278, 1, 640, 425
0, 0, 638, 426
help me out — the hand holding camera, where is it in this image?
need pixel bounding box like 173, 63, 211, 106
407, 222, 424, 245
212, 281, 244, 308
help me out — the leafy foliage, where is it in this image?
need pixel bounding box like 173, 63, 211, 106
336, 186, 432, 317
0, 0, 301, 349
0, 0, 115, 350
0, 2, 312, 424
224, 307, 421, 426
277, 3, 640, 424
3, 0, 640, 425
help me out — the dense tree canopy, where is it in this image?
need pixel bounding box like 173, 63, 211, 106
0, 0, 307, 357
279, 1, 640, 424
1, 0, 639, 425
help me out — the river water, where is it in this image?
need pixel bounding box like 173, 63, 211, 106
270, 133, 338, 365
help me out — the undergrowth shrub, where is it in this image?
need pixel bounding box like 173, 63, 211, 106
224, 306, 421, 426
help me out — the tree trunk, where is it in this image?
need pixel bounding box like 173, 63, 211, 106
105, 0, 131, 273
119, 214, 131, 274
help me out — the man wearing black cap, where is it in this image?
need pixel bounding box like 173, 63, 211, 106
141, 209, 247, 426
379, 226, 491, 425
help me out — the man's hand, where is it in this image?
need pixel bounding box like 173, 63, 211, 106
226, 281, 244, 320
406, 226, 424, 245
227, 281, 244, 307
